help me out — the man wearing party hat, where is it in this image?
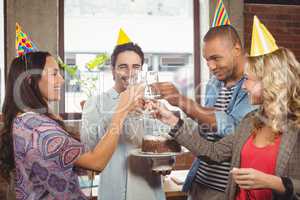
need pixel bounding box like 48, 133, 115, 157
152, 15, 300, 200
81, 28, 172, 200
153, 4, 257, 200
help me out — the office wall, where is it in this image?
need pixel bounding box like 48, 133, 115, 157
5, 0, 59, 70
244, 3, 300, 60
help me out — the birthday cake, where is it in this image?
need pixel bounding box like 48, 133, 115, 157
141, 135, 181, 153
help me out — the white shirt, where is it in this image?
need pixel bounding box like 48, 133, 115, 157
81, 88, 168, 200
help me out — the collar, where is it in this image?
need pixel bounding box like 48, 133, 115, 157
219, 75, 246, 89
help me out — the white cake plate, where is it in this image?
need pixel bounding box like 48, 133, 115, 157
129, 148, 187, 158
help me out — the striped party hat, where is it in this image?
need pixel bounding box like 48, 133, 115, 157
212, 0, 230, 27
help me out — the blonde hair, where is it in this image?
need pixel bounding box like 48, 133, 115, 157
247, 47, 300, 132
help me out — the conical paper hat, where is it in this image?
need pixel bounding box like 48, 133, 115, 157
117, 28, 132, 45
250, 16, 278, 57
212, 0, 231, 27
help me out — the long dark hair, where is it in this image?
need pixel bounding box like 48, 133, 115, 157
0, 52, 72, 181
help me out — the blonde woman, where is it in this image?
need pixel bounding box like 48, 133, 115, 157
151, 47, 300, 200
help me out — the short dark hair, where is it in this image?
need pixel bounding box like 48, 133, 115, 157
203, 25, 242, 48
111, 42, 144, 68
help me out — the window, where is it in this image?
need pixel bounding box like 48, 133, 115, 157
0, 0, 4, 108
160, 54, 190, 70
63, 0, 208, 114
64, 0, 195, 113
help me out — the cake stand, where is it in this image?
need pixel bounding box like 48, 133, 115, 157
129, 148, 187, 158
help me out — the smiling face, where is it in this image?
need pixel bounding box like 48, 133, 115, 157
203, 37, 240, 82
242, 71, 263, 105
38, 56, 64, 101
112, 50, 142, 92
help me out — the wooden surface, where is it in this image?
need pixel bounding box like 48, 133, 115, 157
165, 171, 188, 200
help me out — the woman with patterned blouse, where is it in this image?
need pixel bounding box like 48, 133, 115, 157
0, 51, 143, 199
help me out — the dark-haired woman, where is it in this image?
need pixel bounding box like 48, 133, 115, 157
0, 52, 143, 199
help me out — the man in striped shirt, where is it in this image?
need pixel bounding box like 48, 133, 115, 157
153, 25, 257, 200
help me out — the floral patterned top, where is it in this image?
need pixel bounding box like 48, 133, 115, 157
13, 112, 87, 200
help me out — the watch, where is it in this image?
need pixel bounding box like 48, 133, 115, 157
169, 118, 184, 137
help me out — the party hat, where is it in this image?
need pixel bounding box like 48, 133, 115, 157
250, 16, 278, 57
117, 28, 132, 45
212, 0, 230, 27
16, 23, 38, 57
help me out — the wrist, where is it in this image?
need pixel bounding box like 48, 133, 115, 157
112, 105, 129, 124
280, 177, 293, 195
116, 101, 130, 115
266, 174, 286, 193
264, 173, 275, 189
178, 96, 189, 111
169, 115, 180, 127
169, 118, 184, 137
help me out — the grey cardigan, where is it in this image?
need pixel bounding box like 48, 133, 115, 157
173, 111, 300, 200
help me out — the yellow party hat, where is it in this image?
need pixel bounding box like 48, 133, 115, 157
117, 28, 132, 45
250, 16, 278, 57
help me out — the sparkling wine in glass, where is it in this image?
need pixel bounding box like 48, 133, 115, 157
144, 71, 162, 135
128, 70, 146, 86
144, 71, 161, 100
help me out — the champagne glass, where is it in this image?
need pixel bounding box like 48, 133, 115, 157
127, 69, 146, 118
143, 71, 161, 135
144, 71, 160, 100
128, 69, 146, 86
126, 70, 147, 143
128, 70, 161, 136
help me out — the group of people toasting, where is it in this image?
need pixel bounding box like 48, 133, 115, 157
0, 15, 300, 200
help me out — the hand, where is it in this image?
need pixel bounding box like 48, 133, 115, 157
129, 98, 145, 114
118, 84, 145, 113
151, 82, 182, 107
145, 100, 179, 127
230, 168, 270, 190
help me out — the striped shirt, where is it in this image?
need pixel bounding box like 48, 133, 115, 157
194, 86, 235, 192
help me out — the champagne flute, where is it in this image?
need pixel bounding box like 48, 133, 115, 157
126, 70, 147, 143
144, 71, 161, 100
128, 69, 146, 86
129, 70, 161, 136
127, 70, 146, 117
143, 71, 161, 135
